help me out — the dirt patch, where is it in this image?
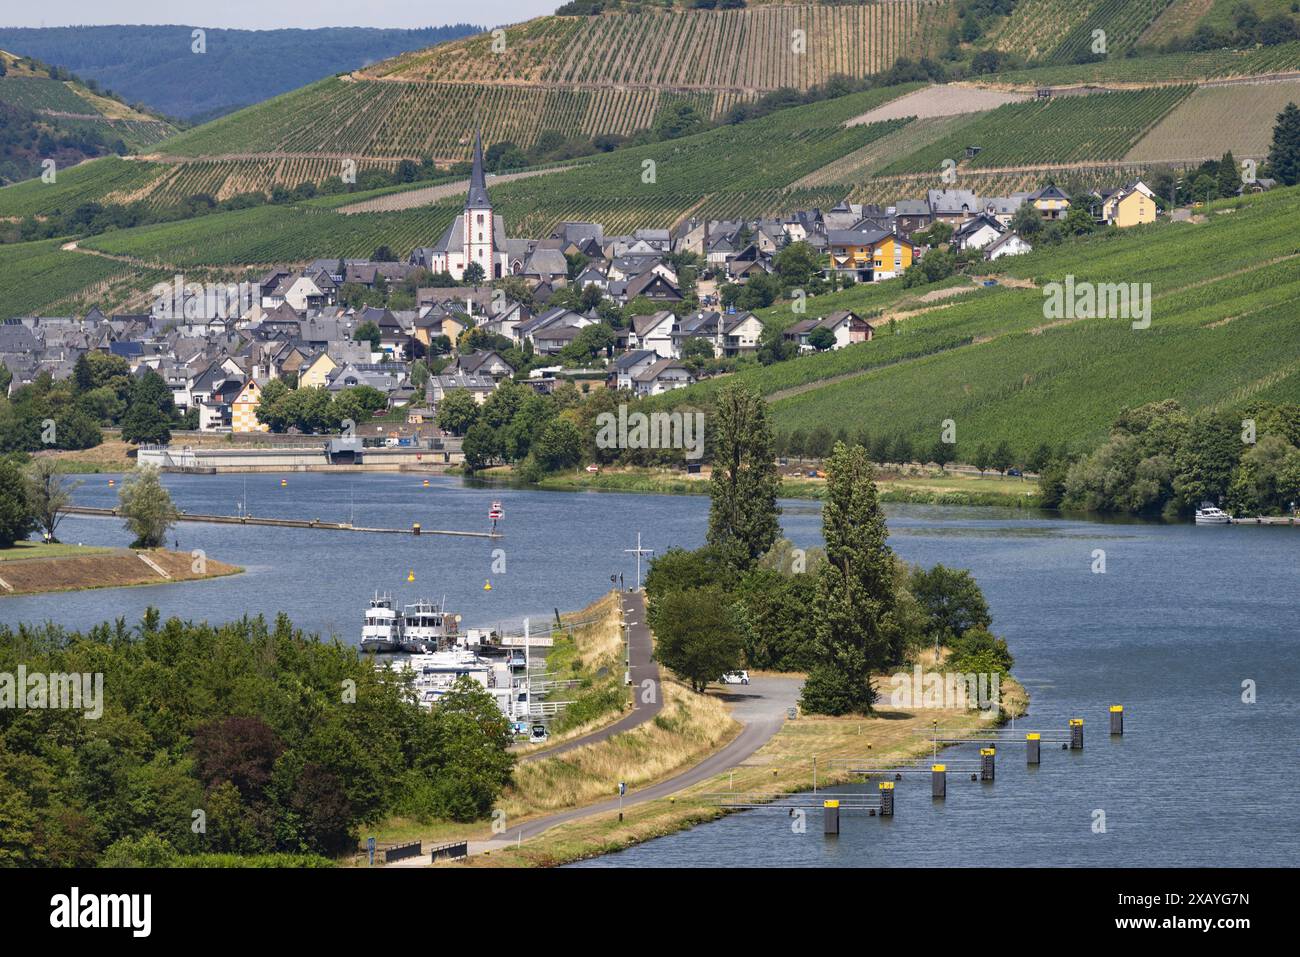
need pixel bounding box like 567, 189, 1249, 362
0, 548, 241, 596
847, 84, 1030, 126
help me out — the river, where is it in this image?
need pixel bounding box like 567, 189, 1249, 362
2, 472, 1296, 866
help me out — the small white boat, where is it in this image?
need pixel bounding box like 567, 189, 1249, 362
1194, 505, 1231, 525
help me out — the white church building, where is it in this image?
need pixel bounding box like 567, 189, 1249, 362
410, 131, 513, 281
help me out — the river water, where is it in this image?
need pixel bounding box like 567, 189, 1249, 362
2, 473, 1296, 866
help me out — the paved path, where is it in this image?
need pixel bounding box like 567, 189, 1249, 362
473, 674, 801, 853
517, 591, 661, 764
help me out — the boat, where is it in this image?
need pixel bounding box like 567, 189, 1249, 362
360, 593, 402, 652
399, 598, 462, 653
1195, 504, 1232, 525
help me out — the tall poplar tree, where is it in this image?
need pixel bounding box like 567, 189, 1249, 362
706, 382, 781, 572
1268, 102, 1300, 186
800, 442, 896, 715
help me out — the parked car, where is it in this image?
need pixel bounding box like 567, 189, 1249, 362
720, 670, 750, 685
529, 724, 549, 744
1008, 468, 1022, 477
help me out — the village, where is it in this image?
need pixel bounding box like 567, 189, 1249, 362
1, 133, 1174, 440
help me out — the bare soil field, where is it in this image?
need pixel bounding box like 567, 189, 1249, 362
0, 548, 241, 595
846, 84, 1030, 126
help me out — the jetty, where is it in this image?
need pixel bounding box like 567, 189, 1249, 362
64, 506, 501, 539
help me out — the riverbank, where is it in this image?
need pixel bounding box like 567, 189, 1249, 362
0, 545, 242, 595
494, 465, 1040, 507
453, 669, 1026, 868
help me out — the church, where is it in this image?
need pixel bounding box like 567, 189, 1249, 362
410, 131, 513, 281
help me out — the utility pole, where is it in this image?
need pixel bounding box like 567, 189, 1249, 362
624, 532, 653, 592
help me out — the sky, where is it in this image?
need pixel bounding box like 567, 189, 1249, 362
0, 1, 557, 30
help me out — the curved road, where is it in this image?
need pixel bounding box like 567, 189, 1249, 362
517, 591, 661, 764
479, 673, 801, 851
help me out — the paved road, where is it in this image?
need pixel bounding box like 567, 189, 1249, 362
478, 674, 802, 851
516, 591, 660, 764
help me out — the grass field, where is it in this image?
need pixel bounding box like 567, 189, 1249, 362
0, 542, 110, 562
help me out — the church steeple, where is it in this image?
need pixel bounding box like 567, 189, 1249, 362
466, 128, 490, 209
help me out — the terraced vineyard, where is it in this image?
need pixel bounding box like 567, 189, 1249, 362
984, 40, 1300, 86
0, 239, 152, 319
0, 157, 166, 218
371, 3, 953, 89
878, 87, 1193, 173
1048, 0, 1175, 63
845, 164, 1156, 204
1126, 79, 1300, 161
661, 186, 1300, 456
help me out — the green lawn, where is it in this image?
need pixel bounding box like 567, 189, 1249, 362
0, 541, 112, 562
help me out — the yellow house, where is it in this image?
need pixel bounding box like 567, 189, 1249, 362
298, 351, 337, 389
231, 379, 270, 433
1099, 181, 1157, 228
828, 228, 917, 282
1025, 184, 1071, 220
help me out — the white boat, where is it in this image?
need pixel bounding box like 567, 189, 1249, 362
360, 593, 402, 652
399, 598, 461, 653
1195, 505, 1231, 525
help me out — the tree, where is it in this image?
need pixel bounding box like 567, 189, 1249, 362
462, 262, 486, 285
773, 240, 823, 287
119, 370, 173, 445
436, 390, 479, 436
930, 439, 954, 472
1010, 201, 1044, 238
24, 458, 82, 543
706, 382, 781, 571
651, 585, 744, 692
808, 326, 836, 351
800, 443, 896, 715
532, 417, 583, 472
909, 564, 992, 641
353, 320, 381, 352
991, 439, 1014, 475
1268, 101, 1300, 186
425, 677, 515, 821
0, 459, 35, 548
461, 421, 500, 471
973, 443, 992, 475
118, 465, 179, 548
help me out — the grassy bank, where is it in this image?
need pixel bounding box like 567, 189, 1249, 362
0, 546, 242, 595
519, 465, 1040, 508
463, 671, 1027, 868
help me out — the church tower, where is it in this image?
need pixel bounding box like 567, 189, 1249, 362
463, 129, 497, 279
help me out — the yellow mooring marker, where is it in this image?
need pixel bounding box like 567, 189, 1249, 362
484, 580, 492, 591
407, 571, 415, 583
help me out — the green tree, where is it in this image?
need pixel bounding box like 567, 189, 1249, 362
436, 390, 480, 436
973, 443, 992, 475
800, 443, 895, 715
118, 465, 179, 548
0, 459, 36, 548
462, 262, 486, 285
24, 458, 82, 543
424, 677, 515, 821
353, 320, 381, 352
119, 370, 174, 445
531, 417, 583, 472
807, 326, 836, 351
773, 240, 823, 287
651, 585, 744, 692
1268, 101, 1300, 186
706, 382, 781, 571
991, 439, 1014, 475
909, 564, 992, 641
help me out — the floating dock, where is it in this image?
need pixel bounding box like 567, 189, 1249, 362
64, 506, 500, 539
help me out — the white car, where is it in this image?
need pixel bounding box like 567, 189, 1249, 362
720, 671, 750, 685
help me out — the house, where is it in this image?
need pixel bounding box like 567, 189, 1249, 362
231, 379, 270, 433
611, 349, 660, 390
983, 231, 1033, 260
952, 213, 1005, 252
1095, 180, 1157, 228
428, 373, 497, 405
826, 229, 917, 282
454, 350, 515, 381
631, 357, 694, 397
674, 310, 765, 357
1026, 184, 1071, 220
784, 310, 874, 351
928, 189, 981, 225
628, 311, 678, 358
299, 351, 340, 389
